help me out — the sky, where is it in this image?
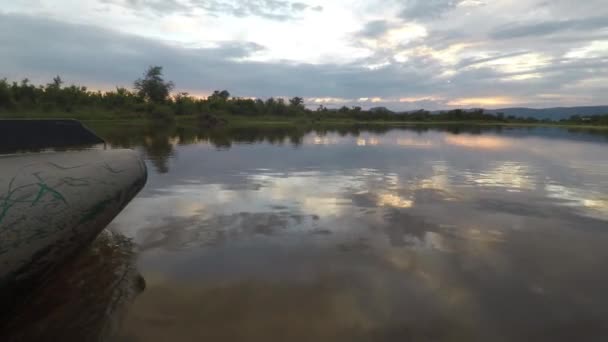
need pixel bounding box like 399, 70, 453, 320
2, 0, 608, 110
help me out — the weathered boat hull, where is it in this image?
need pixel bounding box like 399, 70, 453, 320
0, 149, 147, 297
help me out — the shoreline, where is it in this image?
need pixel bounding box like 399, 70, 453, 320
2, 114, 608, 130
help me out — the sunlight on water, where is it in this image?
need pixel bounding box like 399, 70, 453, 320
464, 161, 538, 190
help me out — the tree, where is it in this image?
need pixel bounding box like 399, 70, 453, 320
174, 92, 196, 116
339, 106, 350, 113
47, 76, 63, 90
289, 97, 304, 107
210, 90, 230, 101
134, 66, 174, 103
0, 78, 14, 109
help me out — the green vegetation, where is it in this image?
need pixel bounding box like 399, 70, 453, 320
560, 115, 608, 126
1, 66, 607, 126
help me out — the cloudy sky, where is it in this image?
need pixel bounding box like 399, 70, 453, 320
2, 0, 607, 110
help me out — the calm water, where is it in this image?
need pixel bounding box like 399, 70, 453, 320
9, 124, 608, 341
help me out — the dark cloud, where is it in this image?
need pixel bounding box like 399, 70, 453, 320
101, 0, 322, 20
491, 16, 608, 40
100, 0, 190, 14
290, 2, 308, 11
456, 51, 532, 69
1, 12, 606, 110
0, 13, 436, 100
357, 20, 394, 39
399, 0, 462, 20
195, 0, 324, 20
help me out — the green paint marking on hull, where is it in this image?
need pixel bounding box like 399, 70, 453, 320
47, 162, 88, 170
78, 198, 114, 225
103, 163, 125, 174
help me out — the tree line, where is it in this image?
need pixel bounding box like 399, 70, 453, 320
1, 66, 605, 124
0, 66, 310, 120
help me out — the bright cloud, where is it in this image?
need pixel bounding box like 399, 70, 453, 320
447, 97, 516, 107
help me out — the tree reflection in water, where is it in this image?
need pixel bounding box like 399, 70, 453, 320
90, 122, 608, 175
1, 231, 144, 342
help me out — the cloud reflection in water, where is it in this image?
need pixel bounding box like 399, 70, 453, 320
103, 125, 608, 342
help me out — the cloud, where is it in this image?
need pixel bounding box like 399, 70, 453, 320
0, 13, 432, 98
99, 0, 190, 15
399, 0, 457, 19
491, 17, 608, 40
354, 20, 427, 52
357, 20, 394, 39
457, 51, 532, 69
398, 0, 483, 20
290, 2, 308, 11
101, 0, 322, 20
2, 0, 608, 111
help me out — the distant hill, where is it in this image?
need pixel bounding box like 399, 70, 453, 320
486, 106, 608, 120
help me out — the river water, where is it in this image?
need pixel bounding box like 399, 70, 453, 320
10, 124, 608, 341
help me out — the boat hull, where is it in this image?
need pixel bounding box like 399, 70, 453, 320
0, 149, 147, 297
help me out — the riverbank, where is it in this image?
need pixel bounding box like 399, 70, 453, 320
224, 117, 608, 130
2, 112, 608, 130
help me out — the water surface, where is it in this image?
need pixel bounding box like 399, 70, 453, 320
97, 124, 608, 341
